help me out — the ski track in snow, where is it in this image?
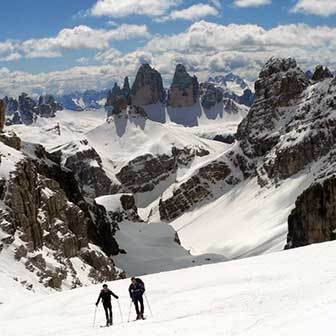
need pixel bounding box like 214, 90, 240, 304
1, 241, 336, 335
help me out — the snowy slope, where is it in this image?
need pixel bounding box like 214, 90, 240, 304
96, 195, 225, 276
85, 112, 227, 171
144, 100, 248, 127
169, 173, 313, 258
1, 241, 336, 335
8, 109, 106, 150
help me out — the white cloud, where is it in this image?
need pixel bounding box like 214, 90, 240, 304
291, 0, 336, 17
90, 0, 180, 17
0, 41, 21, 62
234, 0, 271, 8
95, 48, 122, 64
1, 21, 336, 96
20, 25, 150, 59
0, 25, 150, 60
159, 3, 219, 22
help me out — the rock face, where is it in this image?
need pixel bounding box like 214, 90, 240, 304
0, 142, 119, 289
130, 64, 165, 106
312, 65, 334, 82
52, 139, 115, 199
106, 82, 129, 116
36, 95, 63, 118
237, 57, 309, 157
159, 160, 232, 221
0, 99, 5, 131
286, 177, 336, 249
5, 93, 62, 125
116, 146, 209, 196
238, 89, 254, 107
3, 96, 19, 115
168, 64, 199, 108
18, 93, 36, 124
200, 83, 223, 109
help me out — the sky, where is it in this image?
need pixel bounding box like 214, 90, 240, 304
0, 0, 336, 96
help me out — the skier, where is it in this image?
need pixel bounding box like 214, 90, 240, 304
96, 284, 119, 326
129, 277, 145, 320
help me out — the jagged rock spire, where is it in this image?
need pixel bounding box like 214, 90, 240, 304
237, 57, 309, 156
312, 65, 334, 82
168, 64, 199, 108
0, 99, 5, 132
130, 63, 164, 106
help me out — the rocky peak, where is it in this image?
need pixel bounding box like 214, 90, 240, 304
122, 76, 131, 102
0, 99, 5, 131
312, 65, 334, 82
168, 64, 199, 108
0, 140, 120, 290
18, 93, 36, 124
286, 176, 336, 249
106, 82, 128, 116
200, 82, 223, 109
36, 94, 62, 118
237, 57, 309, 156
130, 63, 164, 106
3, 96, 19, 115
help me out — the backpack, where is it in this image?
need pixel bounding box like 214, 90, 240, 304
136, 278, 145, 292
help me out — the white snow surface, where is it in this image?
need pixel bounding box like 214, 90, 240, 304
8, 109, 106, 150
1, 241, 336, 335
169, 173, 312, 258
95, 194, 225, 276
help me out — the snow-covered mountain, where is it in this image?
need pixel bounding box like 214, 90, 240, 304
1, 57, 336, 292
208, 72, 253, 96
57, 89, 108, 111
1, 240, 336, 335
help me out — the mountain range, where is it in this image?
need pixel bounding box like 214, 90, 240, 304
0, 57, 335, 293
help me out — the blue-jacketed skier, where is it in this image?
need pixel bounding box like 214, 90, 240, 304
129, 277, 145, 320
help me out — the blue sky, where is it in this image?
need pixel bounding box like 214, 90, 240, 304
0, 0, 335, 95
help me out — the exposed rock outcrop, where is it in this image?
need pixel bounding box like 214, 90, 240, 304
36, 95, 63, 118
131, 64, 165, 106
0, 99, 5, 131
116, 146, 209, 196
312, 65, 334, 82
237, 57, 309, 157
168, 64, 199, 108
18, 93, 36, 124
286, 177, 336, 249
0, 149, 118, 289
52, 139, 115, 199
159, 161, 232, 221
106, 82, 128, 116
200, 83, 223, 109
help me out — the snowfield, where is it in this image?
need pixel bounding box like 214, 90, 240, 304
1, 241, 336, 336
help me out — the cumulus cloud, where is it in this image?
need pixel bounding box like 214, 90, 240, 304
0, 25, 150, 60
234, 0, 271, 8
0, 41, 21, 62
90, 0, 180, 17
0, 51, 156, 96
291, 0, 336, 17
95, 48, 122, 64
1, 21, 336, 96
159, 3, 219, 22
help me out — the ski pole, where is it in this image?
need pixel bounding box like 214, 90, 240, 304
93, 305, 98, 328
144, 294, 153, 317
117, 300, 123, 323
127, 301, 132, 322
